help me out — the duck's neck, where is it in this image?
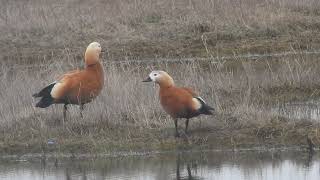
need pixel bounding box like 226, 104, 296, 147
86, 61, 102, 70
85, 62, 104, 83
158, 80, 174, 89
85, 50, 99, 66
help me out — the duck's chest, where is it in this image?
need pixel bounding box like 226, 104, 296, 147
159, 88, 188, 115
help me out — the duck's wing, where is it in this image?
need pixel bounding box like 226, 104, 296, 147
181, 87, 214, 115
181, 87, 198, 97
50, 70, 83, 100
33, 69, 82, 107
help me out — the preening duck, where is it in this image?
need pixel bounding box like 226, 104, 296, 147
143, 70, 214, 137
33, 42, 104, 121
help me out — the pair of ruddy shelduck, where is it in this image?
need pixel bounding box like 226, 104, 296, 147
33, 42, 214, 137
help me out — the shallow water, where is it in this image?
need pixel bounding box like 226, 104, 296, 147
0, 150, 319, 180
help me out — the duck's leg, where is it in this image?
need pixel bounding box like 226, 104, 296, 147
185, 118, 190, 134
174, 119, 180, 137
79, 104, 84, 118
63, 104, 68, 123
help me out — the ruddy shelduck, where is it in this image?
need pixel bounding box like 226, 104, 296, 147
143, 70, 214, 137
33, 42, 104, 121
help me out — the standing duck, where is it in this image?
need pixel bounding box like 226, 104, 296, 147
143, 70, 214, 137
33, 42, 104, 121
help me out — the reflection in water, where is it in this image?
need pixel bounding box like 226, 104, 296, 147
176, 154, 202, 180
0, 150, 319, 180
304, 151, 314, 168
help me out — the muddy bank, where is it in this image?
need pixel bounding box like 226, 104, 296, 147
0, 116, 319, 155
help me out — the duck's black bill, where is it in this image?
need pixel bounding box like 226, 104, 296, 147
142, 77, 152, 82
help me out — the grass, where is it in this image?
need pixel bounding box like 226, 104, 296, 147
1, 0, 320, 65
1, 54, 320, 154
0, 0, 320, 154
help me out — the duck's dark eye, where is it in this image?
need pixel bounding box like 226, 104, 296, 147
153, 74, 157, 76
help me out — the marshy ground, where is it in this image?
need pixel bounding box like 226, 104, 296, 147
1, 0, 320, 154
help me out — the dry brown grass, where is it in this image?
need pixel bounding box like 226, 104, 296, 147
1, 0, 320, 65
1, 52, 320, 153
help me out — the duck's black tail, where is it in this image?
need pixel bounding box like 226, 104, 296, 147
196, 97, 215, 115
33, 83, 55, 108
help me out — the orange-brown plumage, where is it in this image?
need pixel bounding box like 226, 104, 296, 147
143, 70, 214, 137
159, 86, 197, 119
33, 42, 104, 120
52, 63, 104, 104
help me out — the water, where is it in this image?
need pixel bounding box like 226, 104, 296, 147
0, 150, 319, 180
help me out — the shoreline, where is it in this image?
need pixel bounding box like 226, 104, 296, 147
0, 145, 316, 161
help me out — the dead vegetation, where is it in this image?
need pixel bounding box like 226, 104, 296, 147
1, 53, 320, 153
1, 0, 320, 65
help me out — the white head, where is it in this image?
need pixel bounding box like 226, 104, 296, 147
87, 42, 101, 53
142, 70, 174, 87
85, 42, 102, 66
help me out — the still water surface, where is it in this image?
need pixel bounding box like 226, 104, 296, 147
0, 150, 319, 180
